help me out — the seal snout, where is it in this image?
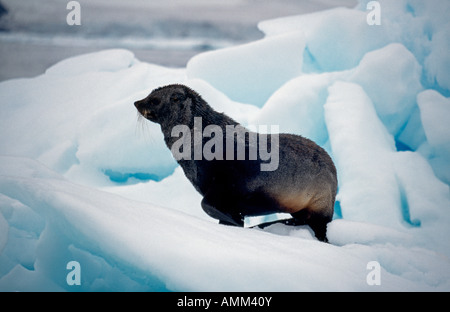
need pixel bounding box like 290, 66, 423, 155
134, 99, 148, 115
134, 98, 156, 120
134, 99, 144, 109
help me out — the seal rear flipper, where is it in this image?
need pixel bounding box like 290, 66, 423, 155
305, 213, 330, 242
290, 210, 331, 242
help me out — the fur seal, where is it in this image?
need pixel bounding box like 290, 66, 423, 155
134, 84, 337, 241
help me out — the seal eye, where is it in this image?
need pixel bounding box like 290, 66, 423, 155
171, 92, 185, 104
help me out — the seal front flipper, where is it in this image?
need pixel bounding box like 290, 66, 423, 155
201, 189, 244, 227
255, 217, 303, 229
201, 188, 285, 227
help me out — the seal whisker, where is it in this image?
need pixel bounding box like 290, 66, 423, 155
135, 112, 154, 142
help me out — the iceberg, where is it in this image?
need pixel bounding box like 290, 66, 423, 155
1, 0, 450, 291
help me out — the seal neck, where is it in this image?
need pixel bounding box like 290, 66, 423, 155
190, 97, 239, 130
160, 93, 242, 151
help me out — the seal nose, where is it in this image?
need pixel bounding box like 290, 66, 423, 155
134, 99, 144, 109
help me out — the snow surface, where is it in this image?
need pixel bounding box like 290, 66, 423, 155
1, 0, 450, 291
